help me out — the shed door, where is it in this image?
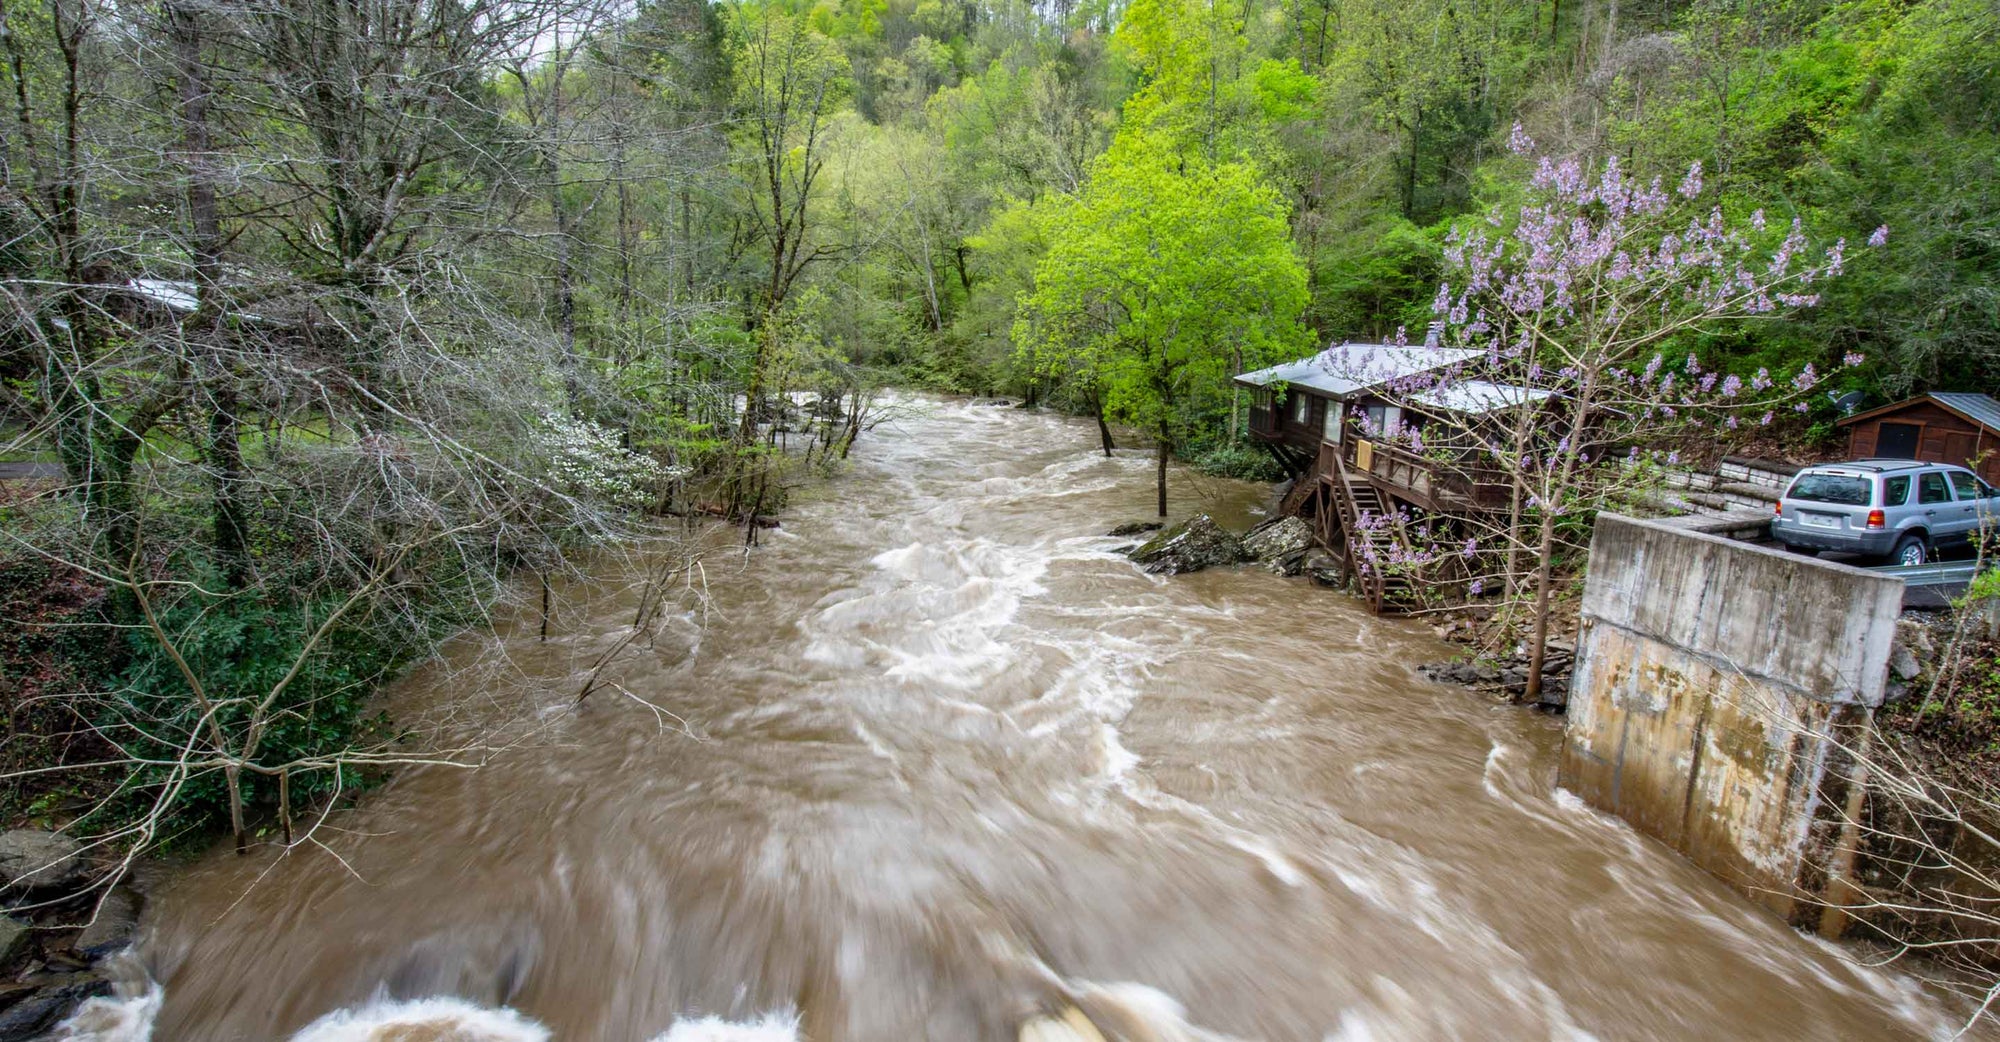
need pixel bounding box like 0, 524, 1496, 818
1876, 422, 1921, 458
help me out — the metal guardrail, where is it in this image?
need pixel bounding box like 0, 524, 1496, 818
1865, 560, 1987, 587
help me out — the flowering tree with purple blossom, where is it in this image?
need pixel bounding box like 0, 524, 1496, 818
1350, 126, 1881, 700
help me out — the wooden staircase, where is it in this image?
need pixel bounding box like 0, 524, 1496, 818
1324, 456, 1419, 614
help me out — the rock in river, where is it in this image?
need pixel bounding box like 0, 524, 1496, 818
1242, 516, 1315, 576
1106, 520, 1164, 538
77, 887, 142, 958
0, 829, 87, 892
1128, 515, 1248, 576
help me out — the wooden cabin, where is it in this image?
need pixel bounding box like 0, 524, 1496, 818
1236, 343, 1552, 613
1235, 343, 1550, 513
1836, 392, 2000, 485
1236, 343, 1480, 474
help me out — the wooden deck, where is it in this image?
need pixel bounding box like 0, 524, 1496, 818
1302, 437, 1512, 615
1316, 438, 1512, 515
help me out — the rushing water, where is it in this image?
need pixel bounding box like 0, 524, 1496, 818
88, 396, 1961, 1041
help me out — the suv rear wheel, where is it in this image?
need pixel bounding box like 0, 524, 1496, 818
1890, 534, 1929, 567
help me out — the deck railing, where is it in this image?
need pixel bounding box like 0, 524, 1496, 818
1339, 437, 1514, 512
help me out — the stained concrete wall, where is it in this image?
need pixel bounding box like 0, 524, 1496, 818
1559, 514, 1904, 929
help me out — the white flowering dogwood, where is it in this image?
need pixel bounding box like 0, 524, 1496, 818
533, 412, 683, 510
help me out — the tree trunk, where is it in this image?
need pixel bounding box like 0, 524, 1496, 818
1155, 431, 1171, 518
172, 2, 246, 589
1229, 347, 1243, 443
1523, 514, 1556, 702
279, 768, 292, 846
1401, 107, 1423, 219
226, 763, 246, 854
208, 381, 249, 587
1095, 398, 1115, 457
1524, 386, 1595, 701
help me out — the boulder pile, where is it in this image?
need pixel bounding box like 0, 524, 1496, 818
1128, 515, 1249, 575
1242, 517, 1315, 576
0, 828, 142, 1035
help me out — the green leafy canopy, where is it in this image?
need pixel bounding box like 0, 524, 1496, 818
1015, 133, 1309, 437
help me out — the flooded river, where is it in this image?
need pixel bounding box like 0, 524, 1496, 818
118, 397, 1956, 1040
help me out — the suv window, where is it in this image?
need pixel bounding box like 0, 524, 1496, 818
1919, 472, 1951, 504
1884, 475, 1912, 506
1949, 471, 1980, 501
1789, 474, 1871, 505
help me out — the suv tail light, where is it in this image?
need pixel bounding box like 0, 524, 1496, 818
1773, 501, 1782, 516
1866, 509, 1886, 529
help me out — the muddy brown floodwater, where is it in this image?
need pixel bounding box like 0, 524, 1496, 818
125, 396, 1958, 1041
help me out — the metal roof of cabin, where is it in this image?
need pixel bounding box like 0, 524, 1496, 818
1409, 379, 1557, 415
1232, 343, 1480, 399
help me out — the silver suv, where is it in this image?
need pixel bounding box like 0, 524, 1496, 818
1771, 460, 1999, 565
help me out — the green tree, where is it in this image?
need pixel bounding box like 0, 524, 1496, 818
728, 4, 853, 436
1016, 135, 1309, 515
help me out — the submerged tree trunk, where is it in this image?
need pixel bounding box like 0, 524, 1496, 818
1095, 398, 1115, 457
1155, 432, 1170, 518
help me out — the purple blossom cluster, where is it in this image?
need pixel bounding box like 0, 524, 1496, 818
1418, 127, 1884, 445
1436, 137, 1855, 352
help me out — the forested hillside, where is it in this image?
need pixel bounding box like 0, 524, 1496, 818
0, 0, 1994, 840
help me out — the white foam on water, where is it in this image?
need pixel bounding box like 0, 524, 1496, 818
647, 1010, 800, 1042
1222, 833, 1308, 888
1548, 786, 1589, 815
1480, 741, 1510, 800
287, 996, 551, 1042
1097, 721, 1141, 781
799, 537, 1054, 691
44, 985, 162, 1042
1322, 1011, 1377, 1042
1074, 981, 1244, 1042
46, 952, 161, 1042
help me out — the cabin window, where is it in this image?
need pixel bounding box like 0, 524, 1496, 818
1292, 393, 1310, 424
1363, 404, 1387, 435
1323, 401, 1344, 444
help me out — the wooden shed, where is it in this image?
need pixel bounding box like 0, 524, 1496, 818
1837, 392, 2000, 485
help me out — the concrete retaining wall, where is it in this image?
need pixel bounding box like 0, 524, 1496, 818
1559, 514, 1903, 930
